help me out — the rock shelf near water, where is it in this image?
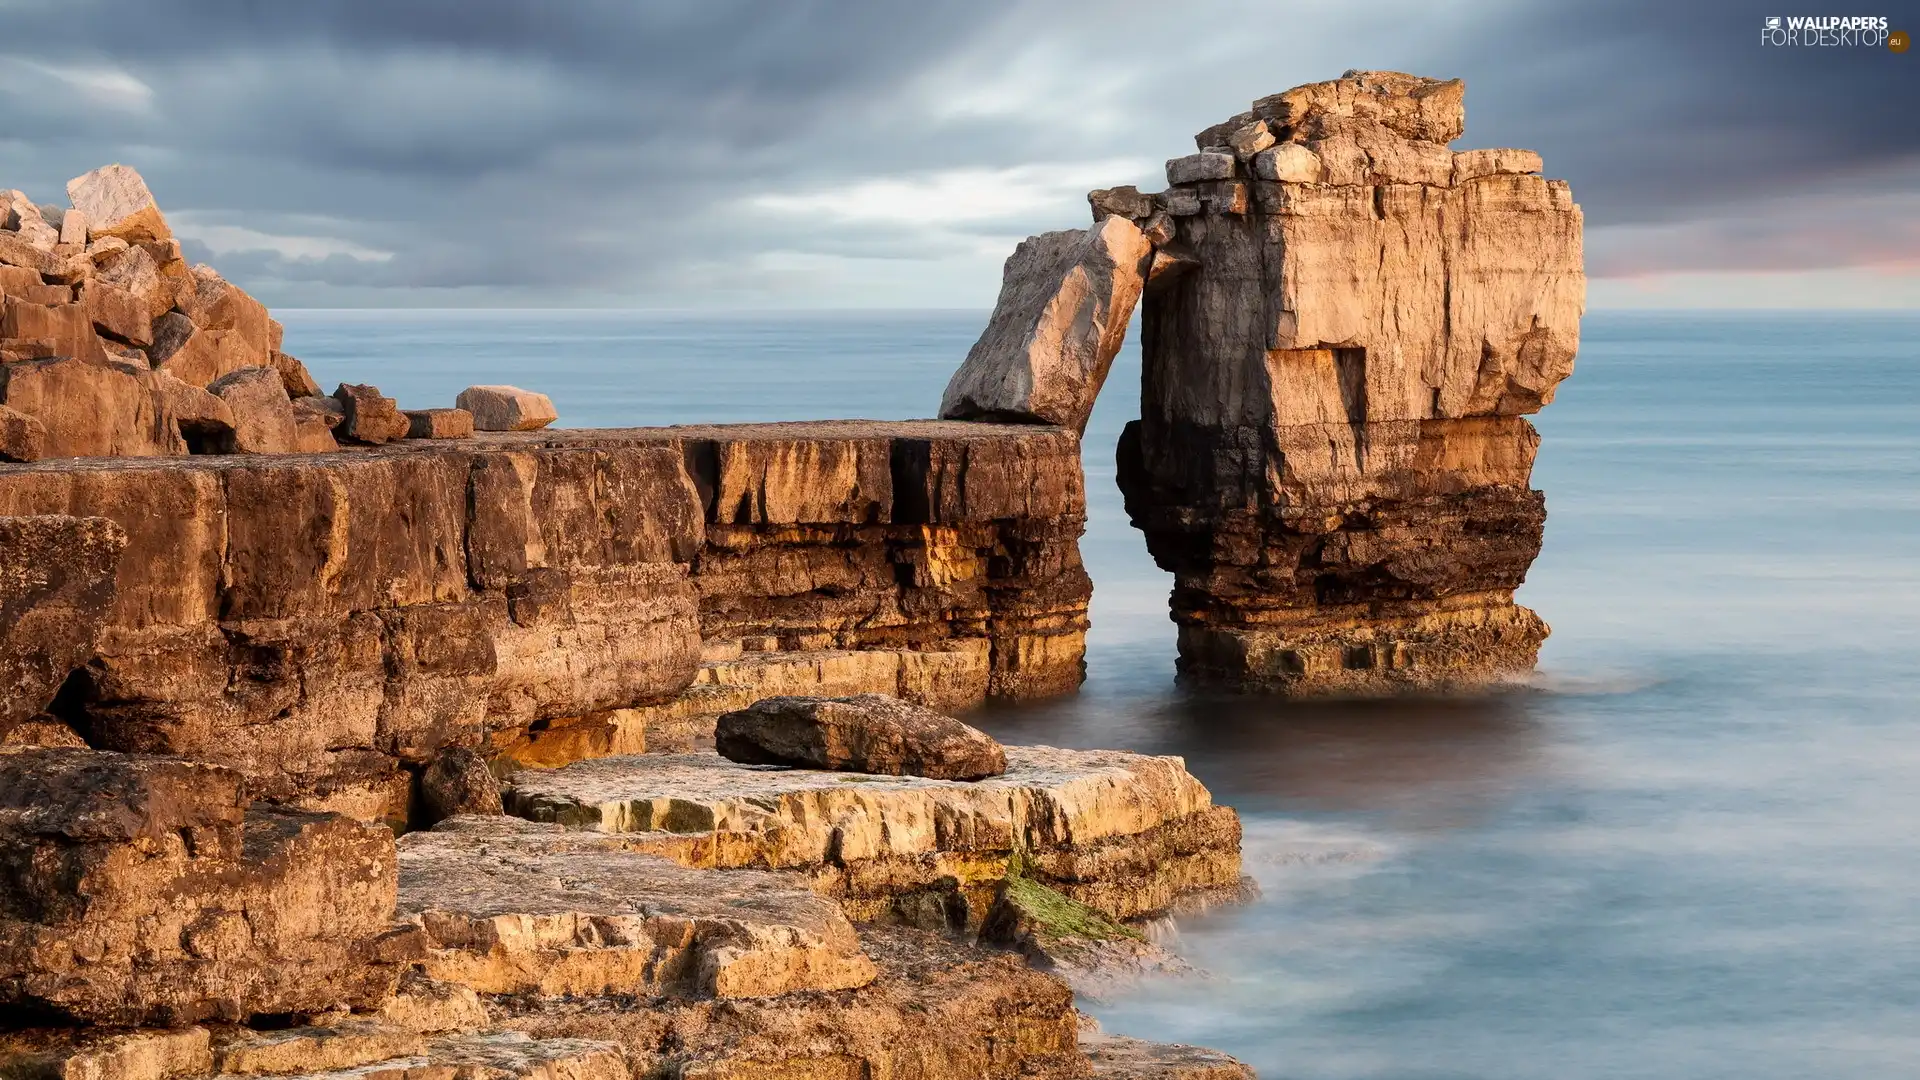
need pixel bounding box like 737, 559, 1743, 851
504, 745, 1247, 927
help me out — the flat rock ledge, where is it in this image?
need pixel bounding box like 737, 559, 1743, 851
505, 745, 1245, 926
397, 817, 877, 1000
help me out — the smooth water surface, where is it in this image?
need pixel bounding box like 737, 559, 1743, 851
283, 309, 1920, 1080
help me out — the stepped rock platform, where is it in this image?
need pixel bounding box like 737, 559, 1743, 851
505, 746, 1246, 925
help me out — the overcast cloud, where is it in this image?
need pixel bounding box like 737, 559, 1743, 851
2, 0, 1915, 308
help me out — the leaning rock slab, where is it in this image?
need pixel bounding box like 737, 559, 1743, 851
716, 693, 1007, 780
938, 215, 1151, 433
457, 385, 557, 431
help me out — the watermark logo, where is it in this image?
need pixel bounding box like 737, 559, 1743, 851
1760, 15, 1899, 47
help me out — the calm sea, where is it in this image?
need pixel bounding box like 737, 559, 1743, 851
282, 309, 1920, 1080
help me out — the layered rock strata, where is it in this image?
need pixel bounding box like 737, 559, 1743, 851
0, 421, 1088, 824
504, 746, 1246, 928
1116, 71, 1580, 693
395, 818, 879, 1000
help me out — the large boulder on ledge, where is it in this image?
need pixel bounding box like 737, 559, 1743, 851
716, 693, 1008, 780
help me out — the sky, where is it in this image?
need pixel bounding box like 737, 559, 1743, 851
1, 0, 1916, 310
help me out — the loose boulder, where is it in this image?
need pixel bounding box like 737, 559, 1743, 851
65, 165, 172, 245
715, 693, 1008, 780
405, 407, 474, 440
417, 747, 503, 825
208, 366, 298, 453
456, 385, 558, 431
937, 215, 1151, 433
332, 382, 410, 444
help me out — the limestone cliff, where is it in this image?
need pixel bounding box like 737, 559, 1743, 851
0, 422, 1089, 824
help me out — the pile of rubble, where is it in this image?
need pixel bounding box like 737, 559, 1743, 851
1, 165, 558, 462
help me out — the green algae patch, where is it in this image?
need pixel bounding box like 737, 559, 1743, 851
998, 869, 1144, 943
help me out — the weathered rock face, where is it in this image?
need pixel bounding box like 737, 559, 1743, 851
716, 694, 1008, 780
505, 745, 1245, 928
1111, 70, 1581, 693
0, 421, 1087, 822
939, 216, 1152, 433
0, 514, 124, 729
0, 749, 401, 1026
0, 355, 179, 459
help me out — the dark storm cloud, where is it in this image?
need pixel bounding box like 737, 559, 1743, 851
1451, 0, 1920, 227
1, 0, 1915, 303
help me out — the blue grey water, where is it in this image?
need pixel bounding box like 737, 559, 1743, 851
282, 309, 1920, 1080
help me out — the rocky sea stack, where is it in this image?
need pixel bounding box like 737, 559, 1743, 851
2, 70, 1579, 1080
943, 69, 1583, 696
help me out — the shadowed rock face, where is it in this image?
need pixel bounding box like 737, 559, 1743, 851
1113, 70, 1582, 694
0, 514, 124, 729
